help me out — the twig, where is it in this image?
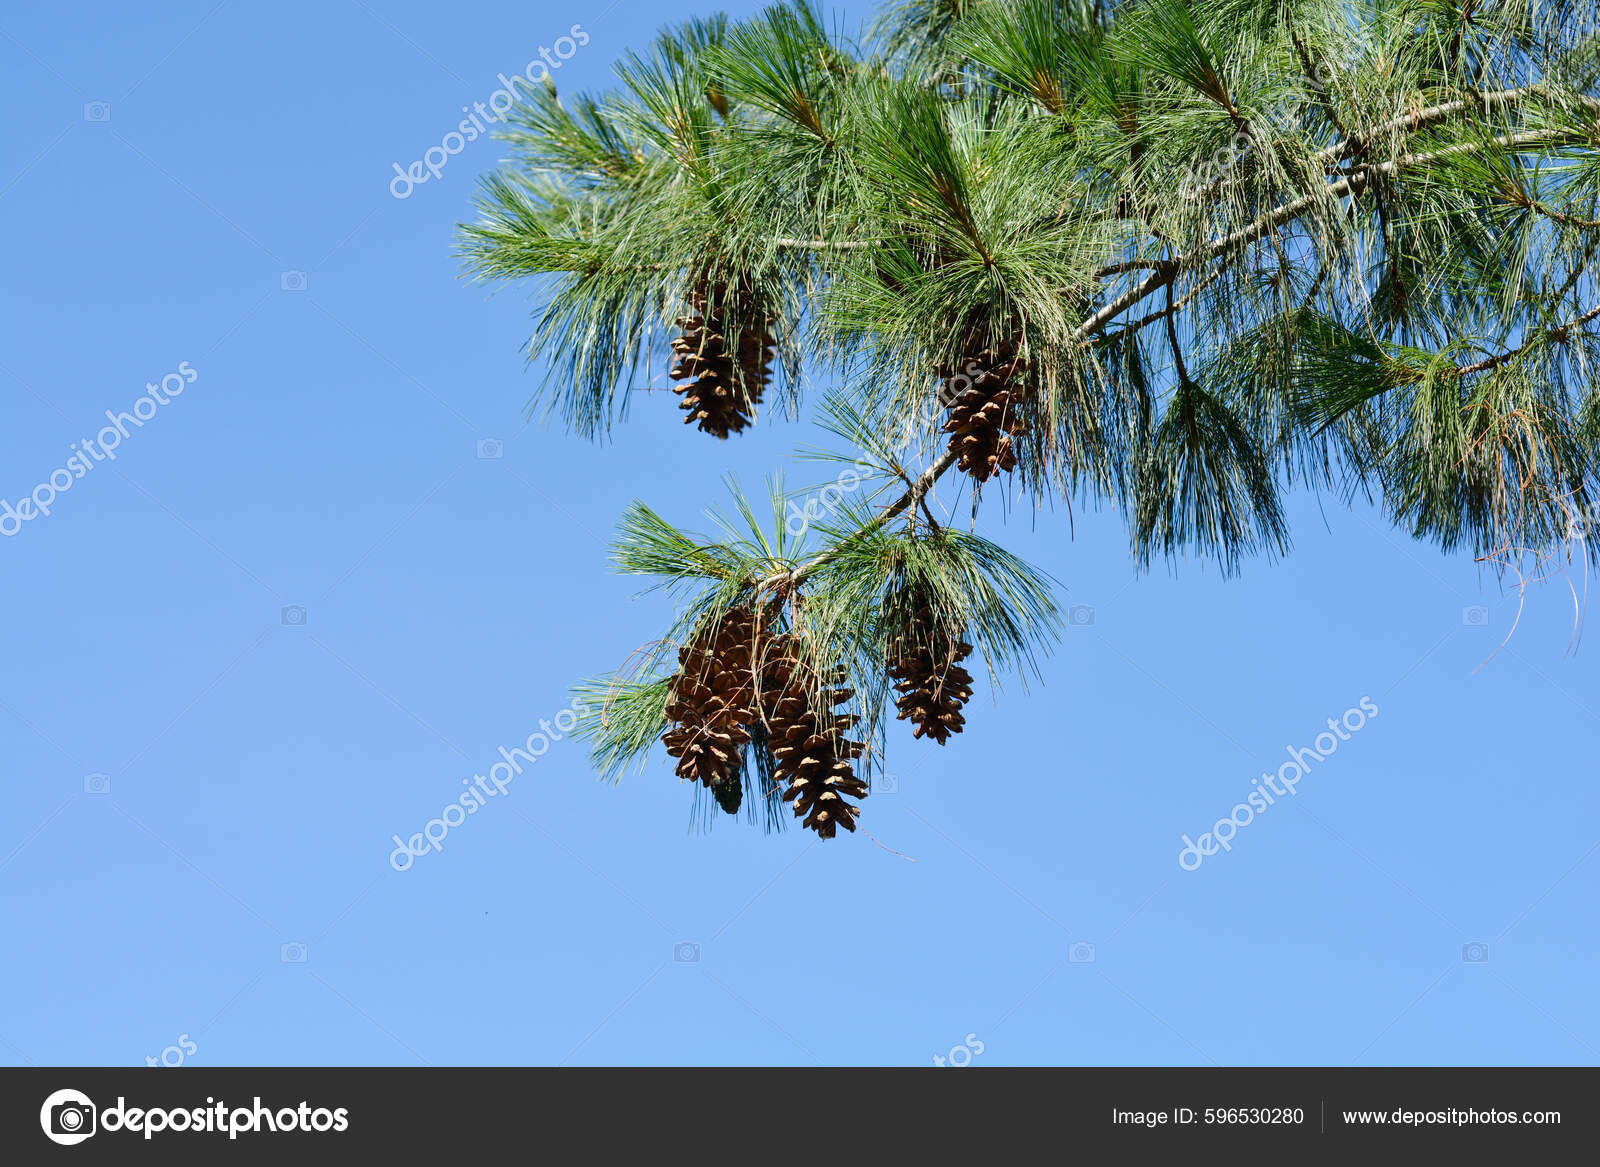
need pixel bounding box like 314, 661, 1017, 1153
1093, 258, 1174, 278
771, 237, 871, 251
1087, 266, 1226, 347
1311, 85, 1589, 171
1452, 304, 1600, 378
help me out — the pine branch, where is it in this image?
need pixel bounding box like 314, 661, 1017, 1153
1312, 85, 1593, 170
1452, 304, 1600, 377
1213, 128, 1585, 265
500, 0, 1600, 835
771, 119, 1596, 590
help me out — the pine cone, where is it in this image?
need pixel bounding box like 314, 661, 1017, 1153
710, 773, 743, 816
887, 608, 974, 745
939, 339, 1028, 482
758, 635, 866, 838
662, 608, 760, 791
669, 275, 775, 439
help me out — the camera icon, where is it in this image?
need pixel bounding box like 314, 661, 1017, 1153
1461, 605, 1489, 627
674, 942, 700, 963
875, 773, 900, 795
1068, 604, 1096, 628
40, 1089, 97, 1145
476, 438, 504, 459
1069, 941, 1096, 964
1462, 942, 1489, 963
280, 270, 307, 292
280, 941, 308, 963
45, 1094, 96, 1139
83, 101, 111, 122
51, 1099, 94, 1135
83, 772, 111, 795
281, 605, 307, 627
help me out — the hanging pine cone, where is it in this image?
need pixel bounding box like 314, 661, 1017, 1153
662, 608, 760, 792
939, 339, 1028, 482
710, 772, 743, 816
758, 634, 866, 838
887, 607, 974, 746
669, 274, 775, 439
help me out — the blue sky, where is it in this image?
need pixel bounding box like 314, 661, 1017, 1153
0, 0, 1595, 1068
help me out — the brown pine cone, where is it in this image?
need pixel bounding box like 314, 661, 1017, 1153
668, 274, 775, 439
757, 634, 867, 838
661, 608, 760, 790
939, 339, 1028, 482
887, 607, 974, 746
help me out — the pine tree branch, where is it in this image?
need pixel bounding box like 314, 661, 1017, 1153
768, 117, 1593, 594
1527, 201, 1600, 231
1164, 279, 1194, 388
1553, 235, 1600, 303
1312, 85, 1593, 171
772, 238, 872, 251
1452, 303, 1600, 377
1094, 258, 1174, 278
772, 267, 1194, 592
1215, 128, 1581, 264
1087, 267, 1225, 347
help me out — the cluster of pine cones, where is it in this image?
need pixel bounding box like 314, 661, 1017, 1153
668, 274, 775, 439
662, 599, 977, 838
662, 609, 866, 837
938, 339, 1029, 482
655, 325, 1023, 838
